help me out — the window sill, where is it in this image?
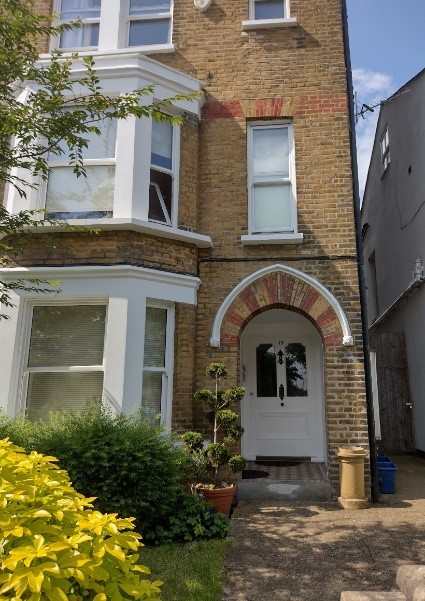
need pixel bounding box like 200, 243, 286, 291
42, 44, 176, 59
241, 233, 304, 245
242, 17, 298, 31
24, 218, 213, 248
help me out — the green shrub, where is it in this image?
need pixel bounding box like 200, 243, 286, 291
145, 491, 230, 546
0, 408, 184, 541
0, 438, 162, 600
0, 409, 232, 546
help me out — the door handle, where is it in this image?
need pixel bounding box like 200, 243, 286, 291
406, 402, 413, 408
279, 384, 285, 400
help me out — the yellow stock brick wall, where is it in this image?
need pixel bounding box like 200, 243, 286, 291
5, 0, 369, 495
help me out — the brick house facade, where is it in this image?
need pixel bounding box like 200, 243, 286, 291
0, 0, 369, 494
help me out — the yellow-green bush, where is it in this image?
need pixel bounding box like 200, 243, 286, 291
0, 439, 162, 600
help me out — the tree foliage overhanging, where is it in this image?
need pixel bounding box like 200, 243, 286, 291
0, 0, 190, 318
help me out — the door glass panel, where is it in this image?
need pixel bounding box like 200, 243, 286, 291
285, 343, 308, 397
256, 344, 277, 397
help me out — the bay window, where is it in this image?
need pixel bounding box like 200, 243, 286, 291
248, 122, 296, 235
142, 305, 173, 424
23, 304, 106, 421
149, 120, 174, 225
57, 0, 101, 50
46, 116, 117, 220
53, 0, 173, 52
42, 113, 179, 225
128, 0, 173, 47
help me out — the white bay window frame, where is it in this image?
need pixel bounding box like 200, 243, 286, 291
38, 114, 179, 225
52, 0, 175, 54
141, 303, 175, 428
243, 121, 303, 245
4, 54, 209, 247
44, 113, 117, 220
0, 265, 200, 426
22, 301, 107, 420
55, 0, 101, 51
127, 1, 173, 49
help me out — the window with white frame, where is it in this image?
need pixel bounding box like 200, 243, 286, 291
56, 0, 101, 50
46, 115, 117, 220
128, 0, 173, 47
141, 305, 173, 424
149, 119, 174, 225
42, 113, 180, 225
53, 0, 174, 51
251, 0, 288, 19
23, 304, 107, 421
380, 126, 390, 172
248, 122, 296, 234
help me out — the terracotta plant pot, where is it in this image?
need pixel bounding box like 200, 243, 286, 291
199, 485, 236, 516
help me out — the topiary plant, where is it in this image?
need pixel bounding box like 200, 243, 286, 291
182, 362, 246, 488
0, 438, 162, 600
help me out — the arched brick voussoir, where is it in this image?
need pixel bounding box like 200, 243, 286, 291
215, 267, 351, 349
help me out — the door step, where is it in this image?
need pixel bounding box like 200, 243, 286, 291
238, 478, 333, 502
238, 460, 332, 501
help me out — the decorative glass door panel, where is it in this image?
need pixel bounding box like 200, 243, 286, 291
256, 343, 277, 397
285, 342, 308, 397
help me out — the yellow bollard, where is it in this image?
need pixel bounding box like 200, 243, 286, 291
337, 446, 370, 509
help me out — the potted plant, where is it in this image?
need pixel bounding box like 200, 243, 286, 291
181, 362, 246, 515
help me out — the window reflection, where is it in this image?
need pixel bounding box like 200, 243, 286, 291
285, 343, 308, 396
256, 344, 277, 397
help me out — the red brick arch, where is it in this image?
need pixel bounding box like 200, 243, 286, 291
214, 270, 349, 348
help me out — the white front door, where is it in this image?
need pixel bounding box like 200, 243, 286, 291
243, 334, 324, 460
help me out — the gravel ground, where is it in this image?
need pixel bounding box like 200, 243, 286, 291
222, 455, 425, 601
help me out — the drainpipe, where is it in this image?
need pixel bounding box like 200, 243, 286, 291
340, 0, 379, 503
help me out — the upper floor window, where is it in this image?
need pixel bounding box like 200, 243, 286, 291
57, 0, 101, 50
38, 113, 179, 226
247, 122, 297, 235
149, 120, 175, 225
128, 0, 173, 47
243, 0, 296, 32
53, 0, 173, 52
252, 0, 287, 19
380, 126, 390, 173
46, 115, 117, 220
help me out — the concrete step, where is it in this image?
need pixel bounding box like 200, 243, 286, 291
237, 478, 333, 502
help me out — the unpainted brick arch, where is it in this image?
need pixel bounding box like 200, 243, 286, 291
220, 271, 344, 348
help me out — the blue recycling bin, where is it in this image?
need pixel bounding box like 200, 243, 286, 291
377, 452, 390, 462
378, 461, 397, 494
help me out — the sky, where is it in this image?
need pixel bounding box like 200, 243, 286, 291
346, 0, 425, 197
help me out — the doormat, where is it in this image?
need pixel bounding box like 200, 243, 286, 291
241, 469, 270, 479
255, 460, 301, 468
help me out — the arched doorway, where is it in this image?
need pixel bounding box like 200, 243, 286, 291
240, 308, 325, 462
